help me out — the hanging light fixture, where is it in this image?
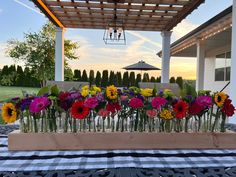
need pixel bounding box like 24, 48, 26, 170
103, 13, 126, 45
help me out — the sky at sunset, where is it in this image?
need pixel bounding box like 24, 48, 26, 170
0, 0, 233, 79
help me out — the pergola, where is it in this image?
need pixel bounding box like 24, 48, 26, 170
32, 0, 205, 83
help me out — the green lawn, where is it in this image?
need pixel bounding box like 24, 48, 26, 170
0, 86, 39, 103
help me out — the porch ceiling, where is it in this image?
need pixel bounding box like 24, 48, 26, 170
32, 0, 204, 31
173, 28, 232, 57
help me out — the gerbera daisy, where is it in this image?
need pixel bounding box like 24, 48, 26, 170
173, 100, 189, 119
106, 85, 118, 100
29, 97, 50, 113
214, 92, 227, 107
1, 103, 17, 123
221, 98, 235, 117
159, 109, 173, 120
71, 101, 90, 119
151, 97, 167, 110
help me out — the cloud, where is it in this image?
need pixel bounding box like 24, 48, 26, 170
172, 20, 199, 41
127, 31, 162, 49
13, 0, 43, 16
0, 43, 17, 68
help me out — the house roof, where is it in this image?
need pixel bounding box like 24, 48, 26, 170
32, 0, 205, 31
157, 6, 232, 57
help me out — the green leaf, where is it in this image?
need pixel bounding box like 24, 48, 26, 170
37, 86, 50, 96
51, 85, 60, 96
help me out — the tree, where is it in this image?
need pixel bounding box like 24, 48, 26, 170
65, 68, 73, 81
122, 71, 129, 87
74, 69, 81, 81
7, 22, 79, 86
109, 71, 115, 85
89, 70, 95, 86
176, 76, 184, 89
129, 72, 135, 86
16, 65, 24, 86
150, 76, 156, 82
95, 71, 101, 86
101, 70, 109, 87
156, 76, 161, 83
170, 77, 176, 83
117, 72, 122, 86
142, 73, 149, 82
81, 70, 88, 82
135, 73, 141, 87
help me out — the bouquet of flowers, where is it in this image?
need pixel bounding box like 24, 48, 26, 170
1, 85, 235, 133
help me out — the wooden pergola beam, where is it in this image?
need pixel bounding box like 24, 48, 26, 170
32, 0, 205, 31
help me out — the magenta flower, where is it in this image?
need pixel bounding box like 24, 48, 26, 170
195, 96, 212, 108
151, 97, 167, 109
84, 97, 99, 109
29, 97, 50, 113
129, 98, 143, 108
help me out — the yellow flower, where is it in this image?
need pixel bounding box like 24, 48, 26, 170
92, 86, 101, 93
1, 103, 17, 124
81, 89, 89, 97
214, 92, 227, 107
140, 88, 153, 97
164, 89, 174, 97
82, 85, 89, 90
106, 85, 118, 100
160, 109, 173, 120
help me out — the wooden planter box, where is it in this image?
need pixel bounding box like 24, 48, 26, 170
8, 130, 236, 151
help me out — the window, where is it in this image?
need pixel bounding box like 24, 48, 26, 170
215, 52, 231, 81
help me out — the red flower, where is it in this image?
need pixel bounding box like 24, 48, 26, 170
71, 101, 89, 119
173, 100, 189, 119
221, 99, 235, 117
189, 102, 204, 116
106, 102, 121, 114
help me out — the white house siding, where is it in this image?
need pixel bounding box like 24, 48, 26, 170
203, 45, 231, 94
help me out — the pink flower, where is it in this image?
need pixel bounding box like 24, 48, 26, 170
84, 97, 99, 109
129, 98, 143, 108
29, 97, 50, 113
120, 95, 129, 101
146, 109, 157, 118
195, 96, 212, 108
151, 97, 167, 109
98, 108, 110, 118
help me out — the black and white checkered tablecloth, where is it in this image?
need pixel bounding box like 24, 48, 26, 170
1, 135, 236, 172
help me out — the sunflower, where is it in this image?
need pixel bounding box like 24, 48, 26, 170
214, 92, 227, 107
106, 85, 118, 100
160, 109, 173, 120
1, 103, 17, 123
71, 101, 90, 119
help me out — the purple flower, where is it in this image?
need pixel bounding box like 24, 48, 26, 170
21, 97, 34, 111
69, 92, 81, 100
96, 92, 105, 102
137, 94, 145, 102
195, 96, 213, 108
